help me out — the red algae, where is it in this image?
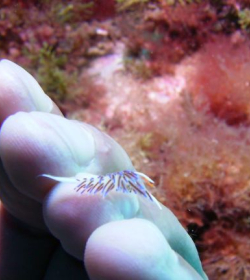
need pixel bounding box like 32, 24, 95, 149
183, 35, 250, 126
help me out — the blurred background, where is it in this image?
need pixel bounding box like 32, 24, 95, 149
1, 1, 250, 278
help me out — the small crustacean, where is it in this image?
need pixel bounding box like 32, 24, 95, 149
41, 170, 162, 209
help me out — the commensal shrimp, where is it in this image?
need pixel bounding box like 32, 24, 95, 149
41, 170, 162, 209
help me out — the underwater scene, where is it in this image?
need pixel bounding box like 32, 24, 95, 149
1, 0, 250, 279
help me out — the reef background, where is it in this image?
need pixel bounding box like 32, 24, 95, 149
1, 0, 250, 279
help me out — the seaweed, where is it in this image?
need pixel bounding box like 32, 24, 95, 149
238, 8, 250, 30
36, 43, 72, 102
116, 0, 150, 12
